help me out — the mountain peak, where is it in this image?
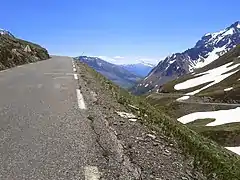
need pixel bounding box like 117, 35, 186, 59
229, 21, 240, 29
132, 21, 240, 95
0, 29, 14, 37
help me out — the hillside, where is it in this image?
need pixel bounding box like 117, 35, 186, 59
74, 56, 141, 88
160, 45, 240, 102
74, 60, 240, 180
132, 21, 240, 95
0, 30, 49, 70
143, 45, 240, 161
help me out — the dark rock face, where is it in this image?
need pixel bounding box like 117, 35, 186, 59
75, 56, 141, 89
0, 30, 49, 70
132, 21, 240, 95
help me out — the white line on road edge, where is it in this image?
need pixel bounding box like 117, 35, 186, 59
84, 166, 101, 180
74, 74, 78, 80
73, 68, 77, 72
76, 89, 86, 109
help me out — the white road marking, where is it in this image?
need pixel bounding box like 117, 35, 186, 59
84, 166, 101, 180
73, 68, 77, 72
74, 74, 78, 80
76, 89, 86, 109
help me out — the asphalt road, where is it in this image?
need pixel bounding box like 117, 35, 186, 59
0, 57, 104, 179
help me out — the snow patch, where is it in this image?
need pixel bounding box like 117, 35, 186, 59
224, 87, 233, 92
169, 60, 176, 64
222, 28, 234, 36
204, 33, 211, 36
174, 62, 240, 95
177, 107, 240, 126
176, 96, 190, 102
225, 146, 240, 155
195, 46, 227, 68
145, 84, 149, 88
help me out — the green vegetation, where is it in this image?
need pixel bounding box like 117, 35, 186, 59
188, 120, 240, 147
0, 34, 49, 70
79, 61, 240, 180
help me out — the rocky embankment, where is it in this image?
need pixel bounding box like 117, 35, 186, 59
0, 31, 49, 70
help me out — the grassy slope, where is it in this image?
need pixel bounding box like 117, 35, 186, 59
80, 61, 240, 180
188, 119, 240, 147
161, 45, 240, 101
147, 94, 240, 146
0, 34, 49, 70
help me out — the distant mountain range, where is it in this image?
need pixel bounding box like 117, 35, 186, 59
132, 21, 240, 95
74, 56, 142, 88
121, 62, 154, 77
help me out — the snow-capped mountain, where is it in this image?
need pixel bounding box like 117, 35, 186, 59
161, 44, 240, 102
132, 21, 240, 95
75, 56, 141, 88
121, 62, 155, 77
0, 29, 14, 37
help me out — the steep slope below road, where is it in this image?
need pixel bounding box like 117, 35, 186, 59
75, 60, 240, 180
0, 31, 49, 70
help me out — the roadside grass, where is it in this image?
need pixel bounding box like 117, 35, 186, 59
79, 61, 240, 180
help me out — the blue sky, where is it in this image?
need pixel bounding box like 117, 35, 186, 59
2, 0, 240, 64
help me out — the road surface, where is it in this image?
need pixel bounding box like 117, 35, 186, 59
0, 56, 105, 179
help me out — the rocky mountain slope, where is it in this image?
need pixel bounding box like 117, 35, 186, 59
121, 62, 154, 77
132, 21, 240, 95
75, 56, 141, 88
0, 29, 49, 70
160, 44, 240, 102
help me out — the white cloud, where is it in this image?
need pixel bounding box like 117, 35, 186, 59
113, 56, 124, 59
97, 56, 117, 63
96, 55, 162, 65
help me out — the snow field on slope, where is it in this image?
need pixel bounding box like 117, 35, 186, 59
225, 146, 240, 155
176, 96, 190, 101
224, 87, 233, 92
195, 46, 227, 69
177, 107, 240, 156
177, 107, 240, 126
174, 62, 240, 95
